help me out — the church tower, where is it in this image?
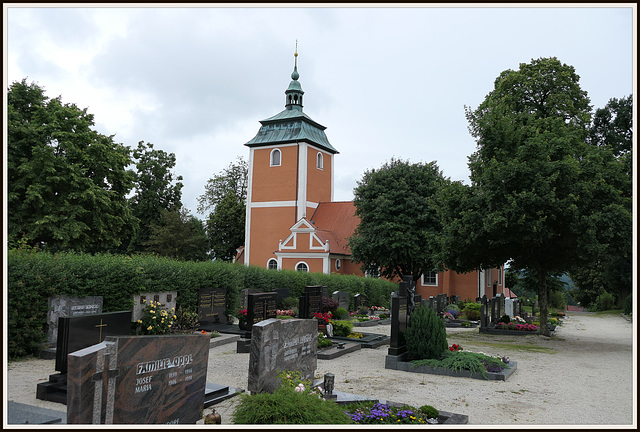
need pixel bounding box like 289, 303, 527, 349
243, 48, 339, 269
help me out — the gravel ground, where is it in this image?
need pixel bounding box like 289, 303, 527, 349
5, 312, 635, 427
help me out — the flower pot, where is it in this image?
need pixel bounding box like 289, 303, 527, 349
238, 321, 250, 331
318, 324, 328, 335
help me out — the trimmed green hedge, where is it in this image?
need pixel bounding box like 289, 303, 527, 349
7, 248, 397, 359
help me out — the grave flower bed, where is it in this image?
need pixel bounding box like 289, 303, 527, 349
496, 322, 539, 332
345, 401, 439, 425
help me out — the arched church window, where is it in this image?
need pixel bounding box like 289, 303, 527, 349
267, 259, 278, 270
296, 262, 309, 272
317, 152, 323, 170
271, 148, 281, 166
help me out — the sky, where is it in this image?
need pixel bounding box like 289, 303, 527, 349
4, 4, 635, 219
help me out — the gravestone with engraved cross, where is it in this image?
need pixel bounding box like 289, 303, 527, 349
66, 334, 209, 424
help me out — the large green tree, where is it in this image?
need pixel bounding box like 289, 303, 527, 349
7, 79, 136, 251
348, 158, 448, 281
438, 57, 624, 336
198, 157, 248, 261
206, 192, 246, 261
127, 141, 184, 252
144, 208, 209, 261
570, 95, 633, 308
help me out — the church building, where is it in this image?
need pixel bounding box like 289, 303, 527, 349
239, 49, 506, 301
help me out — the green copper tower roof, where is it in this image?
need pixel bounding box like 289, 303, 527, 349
245, 48, 338, 154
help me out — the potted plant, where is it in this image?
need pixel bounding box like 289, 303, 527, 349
314, 312, 333, 334
237, 308, 249, 330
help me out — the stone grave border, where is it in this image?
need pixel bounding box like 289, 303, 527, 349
328, 332, 389, 349
479, 327, 554, 336
385, 353, 517, 381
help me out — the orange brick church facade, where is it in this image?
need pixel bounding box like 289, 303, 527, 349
237, 51, 506, 302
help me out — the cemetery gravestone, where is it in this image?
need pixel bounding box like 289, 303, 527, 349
37, 311, 132, 405
131, 291, 177, 323
274, 288, 290, 309
47, 296, 103, 347
480, 295, 490, 328
246, 292, 277, 327
197, 287, 226, 326
241, 289, 262, 310
66, 334, 209, 424
332, 291, 350, 312
55, 311, 132, 374
298, 286, 324, 319
247, 318, 317, 394
388, 295, 408, 356
354, 293, 367, 312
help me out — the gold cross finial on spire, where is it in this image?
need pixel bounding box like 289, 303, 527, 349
295, 40, 298, 57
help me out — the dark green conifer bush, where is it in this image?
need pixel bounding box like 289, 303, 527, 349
404, 305, 448, 360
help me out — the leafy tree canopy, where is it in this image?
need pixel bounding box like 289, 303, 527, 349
206, 192, 246, 261
198, 157, 248, 262
144, 208, 209, 261
438, 57, 626, 335
349, 158, 448, 281
7, 79, 136, 252
197, 157, 248, 215
127, 141, 184, 252
570, 95, 633, 308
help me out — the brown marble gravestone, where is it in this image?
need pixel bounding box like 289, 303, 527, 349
67, 334, 209, 424
247, 318, 317, 394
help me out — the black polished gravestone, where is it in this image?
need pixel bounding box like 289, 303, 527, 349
36, 311, 132, 405
388, 294, 408, 356
246, 292, 277, 329
354, 293, 368, 312
332, 290, 350, 312
66, 334, 209, 424
298, 286, 324, 319
274, 288, 290, 309
197, 287, 227, 327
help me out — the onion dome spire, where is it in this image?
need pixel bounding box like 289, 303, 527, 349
285, 41, 304, 111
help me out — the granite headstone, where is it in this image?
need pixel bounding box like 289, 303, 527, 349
332, 291, 350, 311
47, 296, 103, 346
131, 291, 177, 323
66, 334, 209, 424
247, 318, 317, 394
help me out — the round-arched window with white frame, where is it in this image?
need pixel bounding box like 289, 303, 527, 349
335, 259, 341, 271
267, 258, 278, 270
295, 262, 309, 272
316, 152, 324, 170
270, 148, 281, 166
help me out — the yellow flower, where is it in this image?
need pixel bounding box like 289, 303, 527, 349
173, 315, 177, 319
137, 319, 142, 324
147, 326, 152, 330
152, 316, 156, 319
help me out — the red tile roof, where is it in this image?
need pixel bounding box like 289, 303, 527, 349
309, 201, 359, 255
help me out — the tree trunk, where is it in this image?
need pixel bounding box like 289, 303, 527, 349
538, 268, 550, 337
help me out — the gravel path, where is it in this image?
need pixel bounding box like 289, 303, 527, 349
5, 312, 635, 426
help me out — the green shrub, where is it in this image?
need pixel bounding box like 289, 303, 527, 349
281, 296, 299, 310
231, 371, 351, 424
623, 294, 632, 315
419, 405, 439, 419
498, 314, 510, 324
332, 307, 349, 320
331, 320, 354, 337
461, 302, 481, 320
7, 248, 397, 359
317, 333, 333, 348
404, 305, 448, 361
412, 351, 509, 379
595, 291, 617, 311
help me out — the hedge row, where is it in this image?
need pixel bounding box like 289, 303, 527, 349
7, 248, 397, 359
